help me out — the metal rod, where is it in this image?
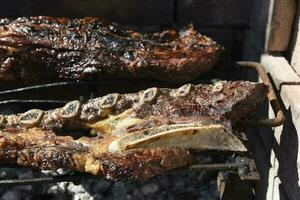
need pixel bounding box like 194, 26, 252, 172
237, 61, 285, 127
0, 161, 248, 186
0, 82, 83, 95
0, 100, 68, 105
0, 79, 152, 95
189, 163, 246, 171
0, 174, 99, 186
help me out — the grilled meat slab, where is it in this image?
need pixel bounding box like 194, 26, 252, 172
0, 81, 267, 180
1, 81, 267, 133
0, 16, 222, 83
0, 128, 192, 181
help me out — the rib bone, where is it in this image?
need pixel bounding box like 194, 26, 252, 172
0, 81, 267, 180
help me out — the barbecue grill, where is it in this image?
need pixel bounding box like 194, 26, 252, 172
0, 61, 285, 199
0, 1, 297, 199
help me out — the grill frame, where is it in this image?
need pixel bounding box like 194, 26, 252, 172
0, 61, 285, 186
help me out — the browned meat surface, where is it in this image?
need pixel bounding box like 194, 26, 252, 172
0, 16, 222, 83
0, 81, 267, 180
0, 128, 192, 181
0, 81, 267, 132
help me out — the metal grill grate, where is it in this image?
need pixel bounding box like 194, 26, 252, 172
0, 62, 284, 186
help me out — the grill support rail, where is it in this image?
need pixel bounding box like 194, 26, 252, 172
0, 156, 258, 186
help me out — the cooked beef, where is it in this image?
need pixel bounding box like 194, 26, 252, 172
0, 128, 192, 181
0, 81, 267, 180
0, 81, 268, 132
0, 16, 222, 83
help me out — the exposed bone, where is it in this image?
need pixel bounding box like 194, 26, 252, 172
0, 81, 268, 181
140, 87, 158, 103
176, 84, 193, 97
0, 128, 192, 181
108, 124, 246, 153
212, 82, 224, 93
80, 99, 103, 122
61, 100, 81, 120
1, 81, 267, 134
100, 93, 120, 109
88, 109, 138, 135
0, 115, 5, 127
18, 109, 44, 128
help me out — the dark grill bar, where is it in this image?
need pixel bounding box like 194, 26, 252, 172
0, 156, 258, 186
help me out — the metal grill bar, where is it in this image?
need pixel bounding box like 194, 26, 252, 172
0, 161, 251, 186
0, 174, 98, 186
0, 61, 280, 186
189, 163, 246, 171
0, 100, 68, 105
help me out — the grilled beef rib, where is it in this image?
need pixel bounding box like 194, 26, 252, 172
0, 16, 222, 83
0, 81, 267, 180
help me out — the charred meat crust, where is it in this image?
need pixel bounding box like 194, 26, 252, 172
0, 82, 267, 180
0, 81, 268, 132
0, 128, 192, 181
0, 16, 222, 83
100, 147, 192, 181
